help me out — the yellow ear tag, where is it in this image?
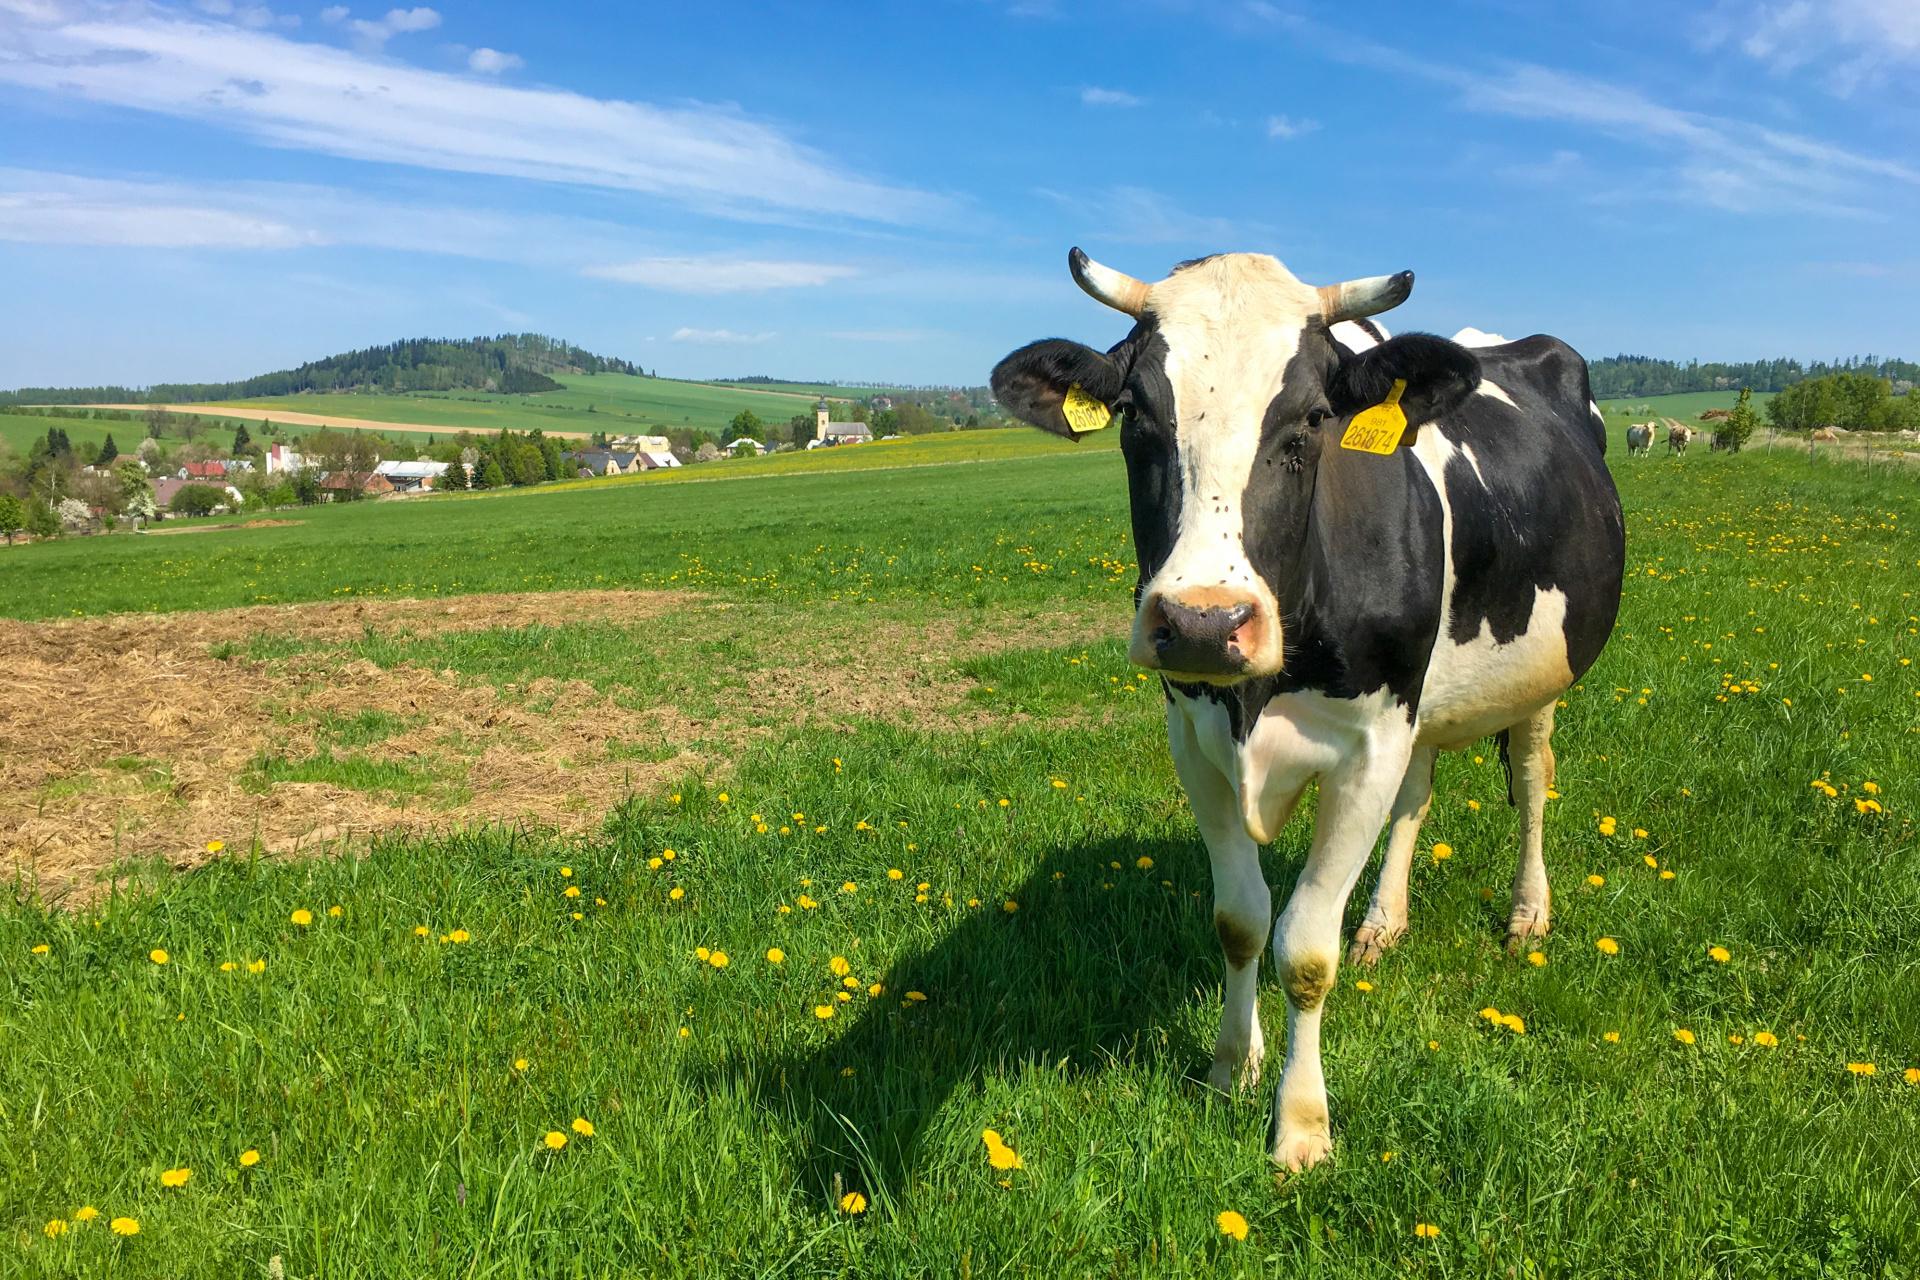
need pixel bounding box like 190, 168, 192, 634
1061, 384, 1112, 434
1339, 378, 1408, 455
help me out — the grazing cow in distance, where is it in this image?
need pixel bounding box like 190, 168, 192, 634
1666, 423, 1693, 455
1626, 423, 1654, 457
991, 248, 1625, 1169
1811, 428, 1838, 443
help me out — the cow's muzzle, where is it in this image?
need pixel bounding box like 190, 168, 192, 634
1135, 592, 1264, 680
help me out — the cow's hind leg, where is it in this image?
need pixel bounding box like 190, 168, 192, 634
1168, 705, 1273, 1094
1503, 701, 1556, 948
1269, 735, 1412, 1170
1348, 745, 1436, 966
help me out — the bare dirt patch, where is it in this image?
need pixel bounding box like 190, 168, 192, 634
143, 519, 306, 537
2, 591, 1119, 900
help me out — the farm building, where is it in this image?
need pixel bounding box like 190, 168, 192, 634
373, 459, 450, 492
563, 449, 640, 477
320, 472, 395, 499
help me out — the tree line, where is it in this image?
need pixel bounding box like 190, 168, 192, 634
1590, 353, 1920, 398
0, 334, 644, 406
1765, 372, 1920, 433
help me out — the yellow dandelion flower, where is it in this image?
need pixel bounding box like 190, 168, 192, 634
149, 948, 169, 965
1754, 1031, 1779, 1047
842, 976, 860, 989
560, 866, 573, 877
868, 982, 883, 997
1217, 1210, 1249, 1241
1847, 1062, 1876, 1076
110, 1217, 139, 1237
1002, 899, 1019, 913
829, 955, 852, 976
1659, 869, 1676, 881
31, 943, 49, 955
1595, 937, 1620, 955
571, 1117, 595, 1137
716, 793, 729, 803
1863, 781, 1880, 795
544, 1130, 567, 1150
446, 929, 470, 943
1632, 828, 1648, 839
1603, 1030, 1621, 1043
695, 947, 711, 962
1468, 799, 1481, 812
905, 991, 927, 1002
327, 905, 342, 918
1526, 950, 1547, 967
220, 961, 237, 972
1427, 1039, 1440, 1051
290, 909, 313, 927
1708, 945, 1731, 963
798, 895, 818, 909
1479, 1006, 1502, 1022
887, 869, 904, 880
73, 1207, 97, 1222
1673, 1028, 1696, 1045
835, 991, 852, 1003
564, 886, 581, 899
813, 1004, 836, 1020
1414, 1222, 1441, 1239
982, 1129, 1023, 1170
708, 950, 730, 969
1729, 1034, 1744, 1045
1136, 856, 1154, 870
668, 887, 685, 901
160, 1166, 192, 1188
413, 925, 430, 937
840, 881, 857, 893
1500, 1013, 1526, 1035
678, 1026, 690, 1039
1903, 1067, 1920, 1085
206, 840, 225, 854
1586, 874, 1605, 887
1642, 854, 1658, 869
647, 857, 663, 870
513, 1057, 529, 1071
570, 912, 583, 921
239, 1149, 261, 1167
662, 849, 676, 861
44, 1219, 68, 1238
839, 1191, 867, 1215
1354, 979, 1374, 992
766, 948, 786, 965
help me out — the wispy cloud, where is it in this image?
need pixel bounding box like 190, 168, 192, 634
466, 46, 521, 74
1265, 113, 1318, 140
669, 327, 775, 345
1702, 0, 1920, 87
1036, 184, 1265, 246
345, 5, 438, 46
1080, 86, 1142, 108
584, 255, 857, 293
0, 8, 944, 227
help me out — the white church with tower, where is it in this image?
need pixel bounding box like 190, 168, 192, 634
812, 397, 873, 446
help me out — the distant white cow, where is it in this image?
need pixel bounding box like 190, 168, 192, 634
1666, 423, 1694, 455
1626, 423, 1654, 457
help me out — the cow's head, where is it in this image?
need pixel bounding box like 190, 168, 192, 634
992, 249, 1479, 684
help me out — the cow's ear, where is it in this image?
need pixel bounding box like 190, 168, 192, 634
991, 339, 1126, 440
1329, 333, 1480, 443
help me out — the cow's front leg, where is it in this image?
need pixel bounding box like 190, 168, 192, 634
1270, 738, 1411, 1170
1168, 704, 1274, 1094
1349, 745, 1436, 966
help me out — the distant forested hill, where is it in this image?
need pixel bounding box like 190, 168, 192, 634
0, 334, 642, 405
1589, 353, 1920, 398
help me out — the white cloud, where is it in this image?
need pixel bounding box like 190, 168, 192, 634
669, 327, 775, 345
382, 6, 438, 32
1705, 0, 1920, 85
1080, 86, 1142, 108
0, 188, 316, 248
319, 4, 347, 22
584, 255, 857, 293
466, 46, 522, 74
1265, 113, 1319, 140
0, 10, 942, 227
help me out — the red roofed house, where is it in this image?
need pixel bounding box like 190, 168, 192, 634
179, 460, 227, 480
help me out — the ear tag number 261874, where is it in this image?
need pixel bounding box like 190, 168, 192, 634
1339, 378, 1408, 455
1061, 384, 1112, 434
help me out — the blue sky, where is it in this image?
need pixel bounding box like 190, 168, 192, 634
1, 0, 1916, 388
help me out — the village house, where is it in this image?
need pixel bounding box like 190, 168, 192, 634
810, 397, 872, 447
373, 459, 449, 492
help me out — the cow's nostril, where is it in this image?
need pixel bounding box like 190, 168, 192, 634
1152, 625, 1175, 650
1224, 603, 1254, 628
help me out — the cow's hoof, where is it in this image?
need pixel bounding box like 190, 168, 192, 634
1206, 1046, 1263, 1094
1347, 923, 1405, 967
1269, 1128, 1333, 1172
1503, 911, 1550, 952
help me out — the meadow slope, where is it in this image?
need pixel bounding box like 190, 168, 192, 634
2, 440, 1917, 1278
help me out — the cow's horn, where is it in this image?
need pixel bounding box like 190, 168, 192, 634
1069, 247, 1150, 317
1317, 271, 1414, 323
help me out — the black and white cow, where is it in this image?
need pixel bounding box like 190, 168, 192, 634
991, 250, 1624, 1169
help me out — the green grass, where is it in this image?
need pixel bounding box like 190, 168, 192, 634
1596, 389, 1775, 425
4, 438, 1919, 1276
202, 372, 844, 438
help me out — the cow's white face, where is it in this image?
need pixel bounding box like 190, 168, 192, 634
991, 248, 1455, 684
1124, 255, 1330, 682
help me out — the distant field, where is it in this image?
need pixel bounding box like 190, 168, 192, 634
1596, 389, 1774, 424
203, 373, 843, 438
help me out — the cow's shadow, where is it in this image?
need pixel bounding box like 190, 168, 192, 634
701, 832, 1292, 1207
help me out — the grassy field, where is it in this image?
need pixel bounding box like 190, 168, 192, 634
202, 373, 846, 438
1596, 389, 1774, 427
3, 434, 1918, 1276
